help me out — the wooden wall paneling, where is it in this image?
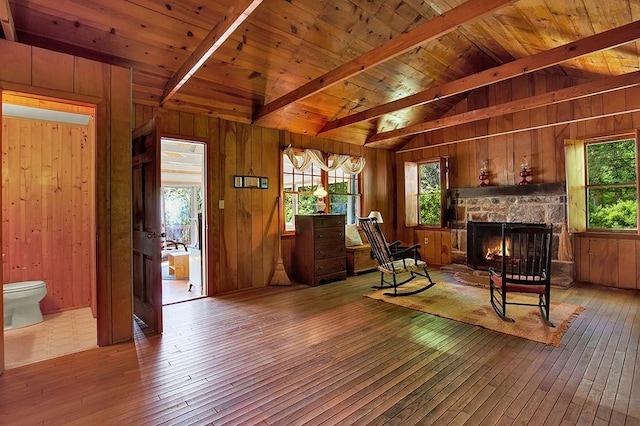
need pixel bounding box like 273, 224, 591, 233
73, 58, 106, 99
495, 80, 514, 186
612, 90, 634, 130
235, 122, 252, 290
572, 96, 592, 137
220, 120, 239, 293
261, 128, 279, 284
452, 97, 472, 188
540, 126, 557, 184
250, 125, 264, 288
86, 119, 97, 315
48, 121, 64, 310
574, 236, 586, 283
71, 125, 85, 307
1, 113, 11, 279
1, 118, 93, 314
94, 94, 111, 346
193, 114, 209, 140
626, 86, 640, 114
365, 146, 394, 240
178, 111, 195, 136
61, 123, 73, 308
530, 127, 543, 184
108, 65, 133, 343
585, 93, 606, 135
588, 238, 618, 287
159, 109, 181, 135
0, 41, 32, 84
617, 239, 637, 289
397, 152, 412, 245
32, 47, 74, 93
512, 77, 532, 181
551, 79, 573, 183
206, 117, 220, 297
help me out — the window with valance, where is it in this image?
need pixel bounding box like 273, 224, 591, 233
282, 146, 366, 232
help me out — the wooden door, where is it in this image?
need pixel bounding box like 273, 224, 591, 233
132, 119, 162, 333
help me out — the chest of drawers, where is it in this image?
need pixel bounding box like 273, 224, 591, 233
294, 214, 346, 286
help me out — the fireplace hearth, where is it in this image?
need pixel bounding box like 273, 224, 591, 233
449, 184, 574, 287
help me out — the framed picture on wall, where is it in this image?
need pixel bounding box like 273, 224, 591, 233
234, 175, 268, 189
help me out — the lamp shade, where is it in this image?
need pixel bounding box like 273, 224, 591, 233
313, 184, 328, 198
368, 211, 383, 223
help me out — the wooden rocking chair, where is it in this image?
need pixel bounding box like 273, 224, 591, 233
489, 223, 554, 326
359, 217, 435, 296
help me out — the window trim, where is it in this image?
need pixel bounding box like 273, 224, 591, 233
565, 130, 639, 235
404, 157, 449, 228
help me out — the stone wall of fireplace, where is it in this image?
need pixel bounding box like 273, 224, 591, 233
450, 183, 574, 286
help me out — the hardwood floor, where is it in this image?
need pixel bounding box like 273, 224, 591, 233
1, 270, 639, 425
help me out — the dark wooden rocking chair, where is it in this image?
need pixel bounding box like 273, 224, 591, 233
359, 217, 435, 296
489, 223, 554, 326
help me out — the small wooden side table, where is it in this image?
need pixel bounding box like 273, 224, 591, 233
168, 251, 190, 279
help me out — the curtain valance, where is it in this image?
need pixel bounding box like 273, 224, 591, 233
283, 145, 366, 175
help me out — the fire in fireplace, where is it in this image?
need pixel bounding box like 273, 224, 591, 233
466, 221, 545, 270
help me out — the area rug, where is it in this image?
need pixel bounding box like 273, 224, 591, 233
452, 271, 489, 287
365, 279, 584, 346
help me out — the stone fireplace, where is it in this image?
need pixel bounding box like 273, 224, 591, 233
466, 221, 546, 271
450, 183, 574, 287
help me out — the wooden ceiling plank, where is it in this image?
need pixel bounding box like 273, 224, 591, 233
160, 0, 264, 105
367, 70, 640, 144
0, 0, 17, 41
322, 20, 640, 134
252, 0, 518, 122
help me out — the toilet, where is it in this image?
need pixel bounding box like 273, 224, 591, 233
3, 281, 47, 330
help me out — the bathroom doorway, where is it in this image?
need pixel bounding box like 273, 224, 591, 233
1, 92, 98, 369
160, 138, 207, 305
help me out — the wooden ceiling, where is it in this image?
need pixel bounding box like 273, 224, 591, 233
2, 0, 639, 150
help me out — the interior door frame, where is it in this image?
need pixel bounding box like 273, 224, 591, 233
159, 136, 209, 300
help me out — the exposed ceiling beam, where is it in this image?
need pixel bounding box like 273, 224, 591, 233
160, 0, 263, 106
366, 70, 640, 145
0, 0, 17, 42
252, 0, 517, 122
320, 20, 640, 135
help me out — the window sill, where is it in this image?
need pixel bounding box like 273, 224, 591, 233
574, 231, 640, 240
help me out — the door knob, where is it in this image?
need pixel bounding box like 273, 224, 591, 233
146, 232, 161, 239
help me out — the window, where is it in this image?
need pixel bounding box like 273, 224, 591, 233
282, 148, 364, 232
566, 133, 639, 232
328, 166, 361, 225
162, 185, 202, 244
404, 157, 449, 228
418, 161, 442, 226
283, 153, 322, 231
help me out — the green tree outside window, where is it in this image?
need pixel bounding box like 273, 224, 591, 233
586, 139, 637, 230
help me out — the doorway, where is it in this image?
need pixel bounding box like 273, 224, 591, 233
1, 92, 98, 369
160, 138, 207, 305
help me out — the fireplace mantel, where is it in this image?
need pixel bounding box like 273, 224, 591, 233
454, 182, 565, 199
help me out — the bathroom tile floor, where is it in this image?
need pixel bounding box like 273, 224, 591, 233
4, 307, 97, 369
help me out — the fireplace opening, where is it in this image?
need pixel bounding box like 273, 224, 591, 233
466, 221, 545, 271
